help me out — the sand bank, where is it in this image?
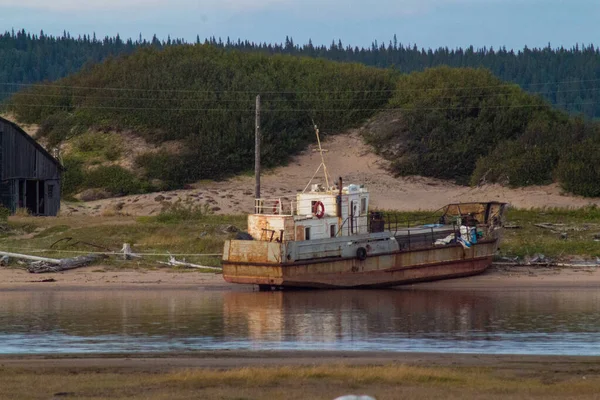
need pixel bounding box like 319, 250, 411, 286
1, 264, 600, 291
62, 131, 600, 217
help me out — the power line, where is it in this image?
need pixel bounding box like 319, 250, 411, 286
2, 77, 600, 94
4, 85, 600, 103
0, 91, 396, 103
9, 102, 594, 112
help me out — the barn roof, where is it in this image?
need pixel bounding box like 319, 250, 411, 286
0, 116, 64, 170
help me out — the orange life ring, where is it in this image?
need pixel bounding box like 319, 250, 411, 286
272, 200, 280, 215
313, 201, 325, 219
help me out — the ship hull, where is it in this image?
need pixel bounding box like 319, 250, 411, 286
222, 239, 497, 289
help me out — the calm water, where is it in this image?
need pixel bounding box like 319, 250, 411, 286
1, 288, 600, 355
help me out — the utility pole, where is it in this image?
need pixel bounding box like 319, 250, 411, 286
254, 94, 261, 213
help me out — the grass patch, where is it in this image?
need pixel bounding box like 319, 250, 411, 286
499, 206, 600, 259
3, 212, 246, 268
1, 364, 600, 400
150, 200, 214, 224
378, 206, 600, 260
71, 131, 123, 162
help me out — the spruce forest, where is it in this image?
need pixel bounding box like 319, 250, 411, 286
3, 30, 600, 118
2, 30, 600, 198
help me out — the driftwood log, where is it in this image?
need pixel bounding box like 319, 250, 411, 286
159, 256, 223, 271
26, 254, 107, 274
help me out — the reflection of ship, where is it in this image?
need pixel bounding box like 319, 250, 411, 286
222, 290, 496, 342
222, 128, 506, 289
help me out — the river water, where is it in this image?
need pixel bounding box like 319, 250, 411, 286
1, 288, 599, 355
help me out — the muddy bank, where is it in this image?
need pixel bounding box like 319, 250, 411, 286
1, 264, 600, 291
1, 350, 599, 372
0, 266, 243, 291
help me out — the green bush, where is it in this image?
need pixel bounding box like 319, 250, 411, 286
372, 67, 558, 183
556, 140, 600, 197
471, 140, 556, 187
83, 165, 146, 196
135, 151, 190, 189
0, 205, 10, 222
61, 156, 86, 196
72, 132, 123, 161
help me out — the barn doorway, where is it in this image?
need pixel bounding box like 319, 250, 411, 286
22, 180, 45, 215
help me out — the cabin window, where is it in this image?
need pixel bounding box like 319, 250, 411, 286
47, 185, 54, 199
360, 198, 367, 214
311, 200, 317, 214
330, 224, 336, 238
305, 227, 311, 241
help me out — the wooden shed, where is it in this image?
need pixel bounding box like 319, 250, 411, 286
0, 117, 62, 216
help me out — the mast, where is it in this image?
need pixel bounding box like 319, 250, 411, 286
254, 94, 261, 213
314, 125, 330, 190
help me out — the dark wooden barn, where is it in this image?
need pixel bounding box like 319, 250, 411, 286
0, 117, 62, 216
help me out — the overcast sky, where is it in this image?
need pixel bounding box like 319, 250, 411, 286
0, 0, 596, 50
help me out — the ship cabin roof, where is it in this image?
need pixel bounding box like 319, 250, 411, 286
248, 182, 371, 242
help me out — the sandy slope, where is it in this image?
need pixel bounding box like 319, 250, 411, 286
64, 130, 600, 216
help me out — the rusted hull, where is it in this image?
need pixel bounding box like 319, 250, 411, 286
223, 240, 497, 289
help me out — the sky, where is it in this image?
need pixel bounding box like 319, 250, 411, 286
0, 0, 597, 50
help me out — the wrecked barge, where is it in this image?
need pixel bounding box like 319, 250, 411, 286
222, 125, 506, 290
222, 182, 506, 289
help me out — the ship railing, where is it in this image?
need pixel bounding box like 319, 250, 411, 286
254, 198, 296, 216
333, 210, 492, 250
368, 211, 472, 251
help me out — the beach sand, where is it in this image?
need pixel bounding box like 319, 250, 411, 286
1, 264, 599, 291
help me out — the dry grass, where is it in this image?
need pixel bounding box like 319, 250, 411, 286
500, 206, 600, 259
13, 207, 30, 217
1, 364, 599, 400
0, 213, 246, 268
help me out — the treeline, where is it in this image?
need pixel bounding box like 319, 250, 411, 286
6, 37, 600, 197
0, 29, 180, 100
363, 67, 600, 197
3, 30, 600, 118
9, 45, 394, 194
215, 36, 600, 119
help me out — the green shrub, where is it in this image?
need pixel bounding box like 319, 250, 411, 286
135, 151, 190, 189
471, 140, 556, 187
556, 140, 600, 197
61, 156, 86, 196
72, 132, 123, 161
83, 165, 146, 195
372, 66, 558, 183
0, 205, 10, 222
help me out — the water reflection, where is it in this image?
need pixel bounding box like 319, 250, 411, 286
1, 288, 600, 355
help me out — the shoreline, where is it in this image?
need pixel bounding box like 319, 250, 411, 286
1, 264, 600, 291
1, 350, 599, 371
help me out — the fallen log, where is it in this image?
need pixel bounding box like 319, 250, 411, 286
27, 254, 106, 274
159, 256, 223, 271
0, 251, 61, 264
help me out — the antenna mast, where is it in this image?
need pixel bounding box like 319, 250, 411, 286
315, 125, 330, 190
254, 94, 261, 213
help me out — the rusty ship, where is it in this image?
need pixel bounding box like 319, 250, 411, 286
222, 129, 506, 290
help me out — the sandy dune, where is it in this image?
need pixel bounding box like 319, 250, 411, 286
64, 130, 600, 216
